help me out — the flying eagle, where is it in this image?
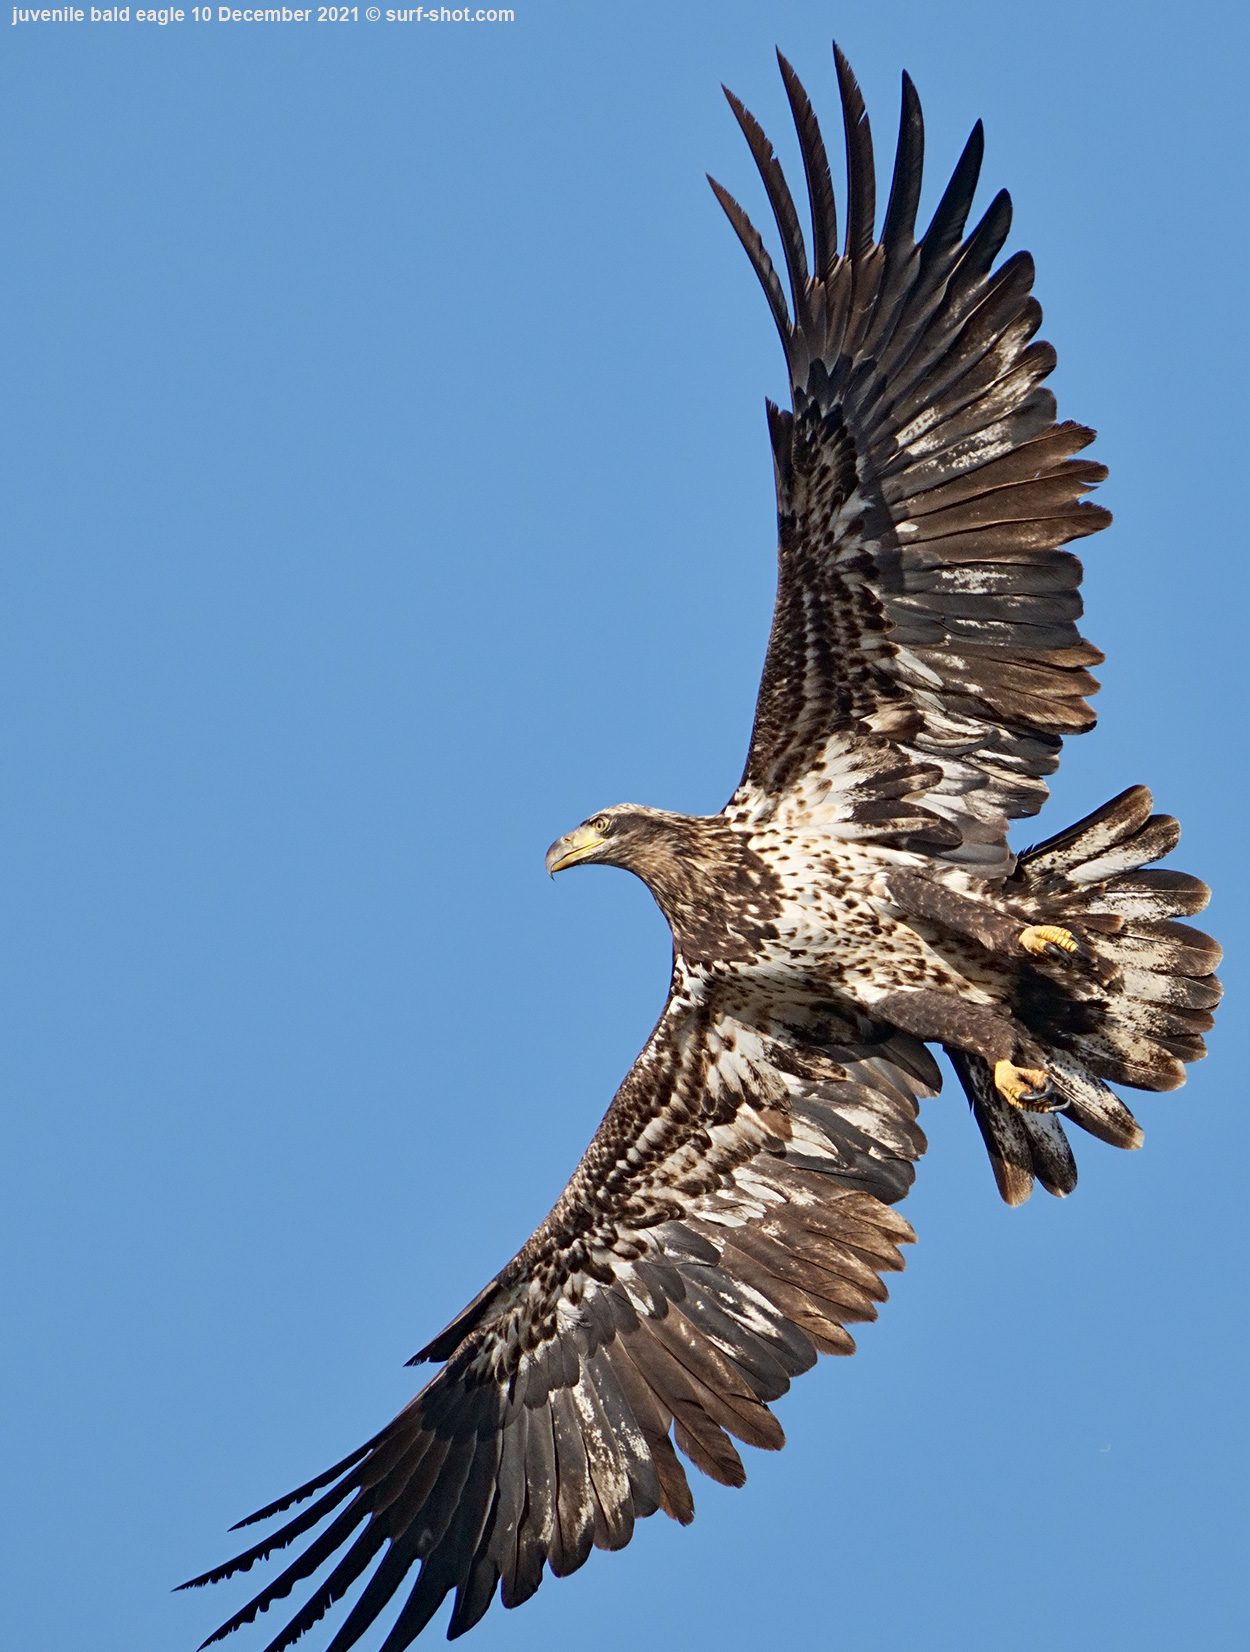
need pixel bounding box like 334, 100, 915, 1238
184, 45, 1221, 1652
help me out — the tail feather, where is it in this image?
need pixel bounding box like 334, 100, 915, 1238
960, 785, 1220, 1203
1072, 818, 1180, 885
1044, 1047, 1144, 1149
1117, 965, 1222, 1012
952, 1049, 1077, 1205
1018, 784, 1154, 881
1099, 919, 1222, 975
1083, 868, 1210, 921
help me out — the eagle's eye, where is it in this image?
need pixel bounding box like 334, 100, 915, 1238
592, 814, 613, 836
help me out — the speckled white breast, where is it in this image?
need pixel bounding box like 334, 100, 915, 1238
740, 825, 1003, 1008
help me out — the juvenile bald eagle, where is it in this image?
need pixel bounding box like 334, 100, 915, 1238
185, 45, 1221, 1652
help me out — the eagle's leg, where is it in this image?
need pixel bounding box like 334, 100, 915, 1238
882, 870, 1021, 952
884, 872, 1085, 969
874, 987, 1063, 1114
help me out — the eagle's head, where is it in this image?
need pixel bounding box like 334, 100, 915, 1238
545, 803, 779, 965
544, 803, 681, 879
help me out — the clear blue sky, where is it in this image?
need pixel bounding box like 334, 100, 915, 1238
5, 3, 1247, 1648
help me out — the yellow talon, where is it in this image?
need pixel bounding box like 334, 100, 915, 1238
993, 1059, 1054, 1111
1020, 923, 1082, 961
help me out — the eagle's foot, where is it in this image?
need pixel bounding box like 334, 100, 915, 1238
993, 1059, 1064, 1113
1020, 923, 1085, 963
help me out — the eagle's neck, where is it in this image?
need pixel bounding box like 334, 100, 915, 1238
632, 814, 782, 968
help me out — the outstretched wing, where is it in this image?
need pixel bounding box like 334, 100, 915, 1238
713, 48, 1109, 870
183, 975, 935, 1651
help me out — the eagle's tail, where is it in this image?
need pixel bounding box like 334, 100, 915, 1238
958, 785, 1221, 1205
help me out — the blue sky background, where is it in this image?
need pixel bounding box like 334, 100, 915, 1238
5, 3, 1248, 1648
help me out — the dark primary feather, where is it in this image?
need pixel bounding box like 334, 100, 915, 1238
183, 979, 936, 1649
710, 46, 1111, 868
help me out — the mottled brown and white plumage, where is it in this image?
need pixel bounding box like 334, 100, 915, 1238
184, 45, 1221, 1652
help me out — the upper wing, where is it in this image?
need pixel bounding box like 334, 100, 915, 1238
713, 48, 1110, 869
183, 973, 936, 1651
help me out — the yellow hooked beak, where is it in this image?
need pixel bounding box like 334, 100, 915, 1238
545, 823, 607, 876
